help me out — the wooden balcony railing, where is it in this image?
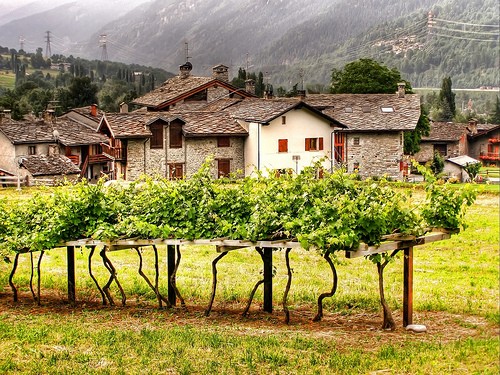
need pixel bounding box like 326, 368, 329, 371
479, 152, 500, 161
101, 143, 126, 161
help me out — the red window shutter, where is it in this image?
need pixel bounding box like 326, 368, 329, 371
305, 138, 311, 151
319, 137, 324, 151
278, 139, 288, 153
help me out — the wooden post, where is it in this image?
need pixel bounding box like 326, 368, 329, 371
403, 246, 413, 327
167, 245, 176, 306
67, 246, 76, 305
263, 247, 273, 313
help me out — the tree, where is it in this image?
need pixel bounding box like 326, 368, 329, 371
330, 58, 404, 94
488, 96, 500, 124
58, 77, 98, 111
437, 76, 456, 121
330, 58, 428, 154
430, 152, 444, 176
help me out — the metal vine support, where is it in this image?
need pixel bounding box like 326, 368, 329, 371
36, 251, 44, 306
29, 252, 36, 302
88, 246, 107, 305
312, 252, 338, 322
9, 253, 20, 302
134, 247, 171, 308
204, 251, 228, 316
171, 246, 186, 309
282, 248, 293, 324
242, 247, 266, 317
100, 247, 126, 306
377, 249, 400, 330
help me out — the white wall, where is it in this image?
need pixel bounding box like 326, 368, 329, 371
245, 108, 337, 176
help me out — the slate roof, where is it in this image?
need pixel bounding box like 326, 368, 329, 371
98, 113, 164, 138
446, 155, 481, 167
211, 98, 344, 126
62, 105, 104, 125
173, 112, 248, 137
303, 93, 421, 132
0, 118, 108, 146
20, 154, 80, 176
421, 122, 469, 142
131, 73, 255, 110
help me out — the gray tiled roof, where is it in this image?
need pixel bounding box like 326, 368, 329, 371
0, 118, 108, 146
131, 76, 214, 108
99, 113, 163, 138
173, 112, 248, 137
62, 106, 104, 128
20, 154, 80, 176
422, 122, 469, 142
303, 93, 421, 132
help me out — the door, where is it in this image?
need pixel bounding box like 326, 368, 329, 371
217, 159, 230, 178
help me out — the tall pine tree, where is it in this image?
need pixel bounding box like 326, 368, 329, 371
438, 76, 456, 121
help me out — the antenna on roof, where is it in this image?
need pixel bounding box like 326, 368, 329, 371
185, 42, 191, 62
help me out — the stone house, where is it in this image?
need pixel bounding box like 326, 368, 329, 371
302, 88, 421, 180
97, 111, 248, 180
130, 63, 256, 112
468, 123, 500, 168
443, 155, 481, 182
0, 110, 107, 182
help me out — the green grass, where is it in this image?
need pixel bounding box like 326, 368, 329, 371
0, 189, 498, 374
0, 71, 15, 89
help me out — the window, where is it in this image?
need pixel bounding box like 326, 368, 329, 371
150, 123, 164, 149
381, 106, 394, 113
168, 164, 183, 180
278, 139, 288, 153
344, 107, 353, 113
353, 137, 360, 146
434, 144, 447, 156
169, 123, 183, 148
362, 105, 371, 113
217, 137, 230, 147
305, 137, 324, 151
28, 146, 36, 155
334, 133, 345, 163
281, 116, 286, 125
217, 159, 230, 178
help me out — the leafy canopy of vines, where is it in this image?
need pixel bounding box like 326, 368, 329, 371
0, 161, 476, 258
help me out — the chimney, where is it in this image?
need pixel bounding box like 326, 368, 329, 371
179, 61, 192, 79
44, 109, 56, 123
119, 102, 128, 113
212, 64, 229, 82
91, 104, 98, 117
467, 119, 478, 135
296, 89, 306, 99
245, 79, 255, 95
3, 109, 11, 120
397, 82, 406, 98
264, 84, 274, 100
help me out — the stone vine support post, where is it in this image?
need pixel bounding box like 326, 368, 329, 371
167, 245, 177, 306
403, 246, 414, 327
263, 247, 273, 313
67, 246, 76, 306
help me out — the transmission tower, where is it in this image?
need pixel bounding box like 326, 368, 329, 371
45, 31, 52, 58
19, 36, 25, 51
99, 34, 108, 61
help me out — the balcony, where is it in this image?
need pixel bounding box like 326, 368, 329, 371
101, 143, 126, 161
479, 152, 500, 161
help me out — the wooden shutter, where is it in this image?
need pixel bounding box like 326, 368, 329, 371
319, 137, 324, 151
169, 123, 183, 148
278, 139, 288, 153
217, 137, 230, 147
305, 138, 311, 151
218, 159, 230, 178
150, 123, 163, 149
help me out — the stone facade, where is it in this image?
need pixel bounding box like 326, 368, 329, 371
346, 132, 404, 180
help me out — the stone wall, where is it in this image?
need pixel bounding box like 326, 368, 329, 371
346, 132, 404, 180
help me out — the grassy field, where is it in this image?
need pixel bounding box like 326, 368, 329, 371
0, 70, 15, 90
0, 187, 498, 374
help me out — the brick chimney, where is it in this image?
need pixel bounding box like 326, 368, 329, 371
179, 61, 192, 79
245, 79, 255, 95
467, 119, 478, 135
397, 82, 406, 98
296, 89, 306, 99
91, 104, 98, 117
212, 64, 229, 82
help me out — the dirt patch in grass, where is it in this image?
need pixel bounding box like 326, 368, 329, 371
0, 290, 497, 349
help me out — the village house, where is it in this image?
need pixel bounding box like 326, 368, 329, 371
302, 85, 421, 180
0, 110, 108, 183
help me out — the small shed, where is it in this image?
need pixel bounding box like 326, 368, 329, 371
444, 155, 480, 182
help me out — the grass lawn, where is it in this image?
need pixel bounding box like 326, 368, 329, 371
0, 188, 498, 374
0, 71, 15, 90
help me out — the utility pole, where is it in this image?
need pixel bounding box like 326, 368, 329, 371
45, 31, 52, 58
99, 34, 108, 61
19, 36, 25, 51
